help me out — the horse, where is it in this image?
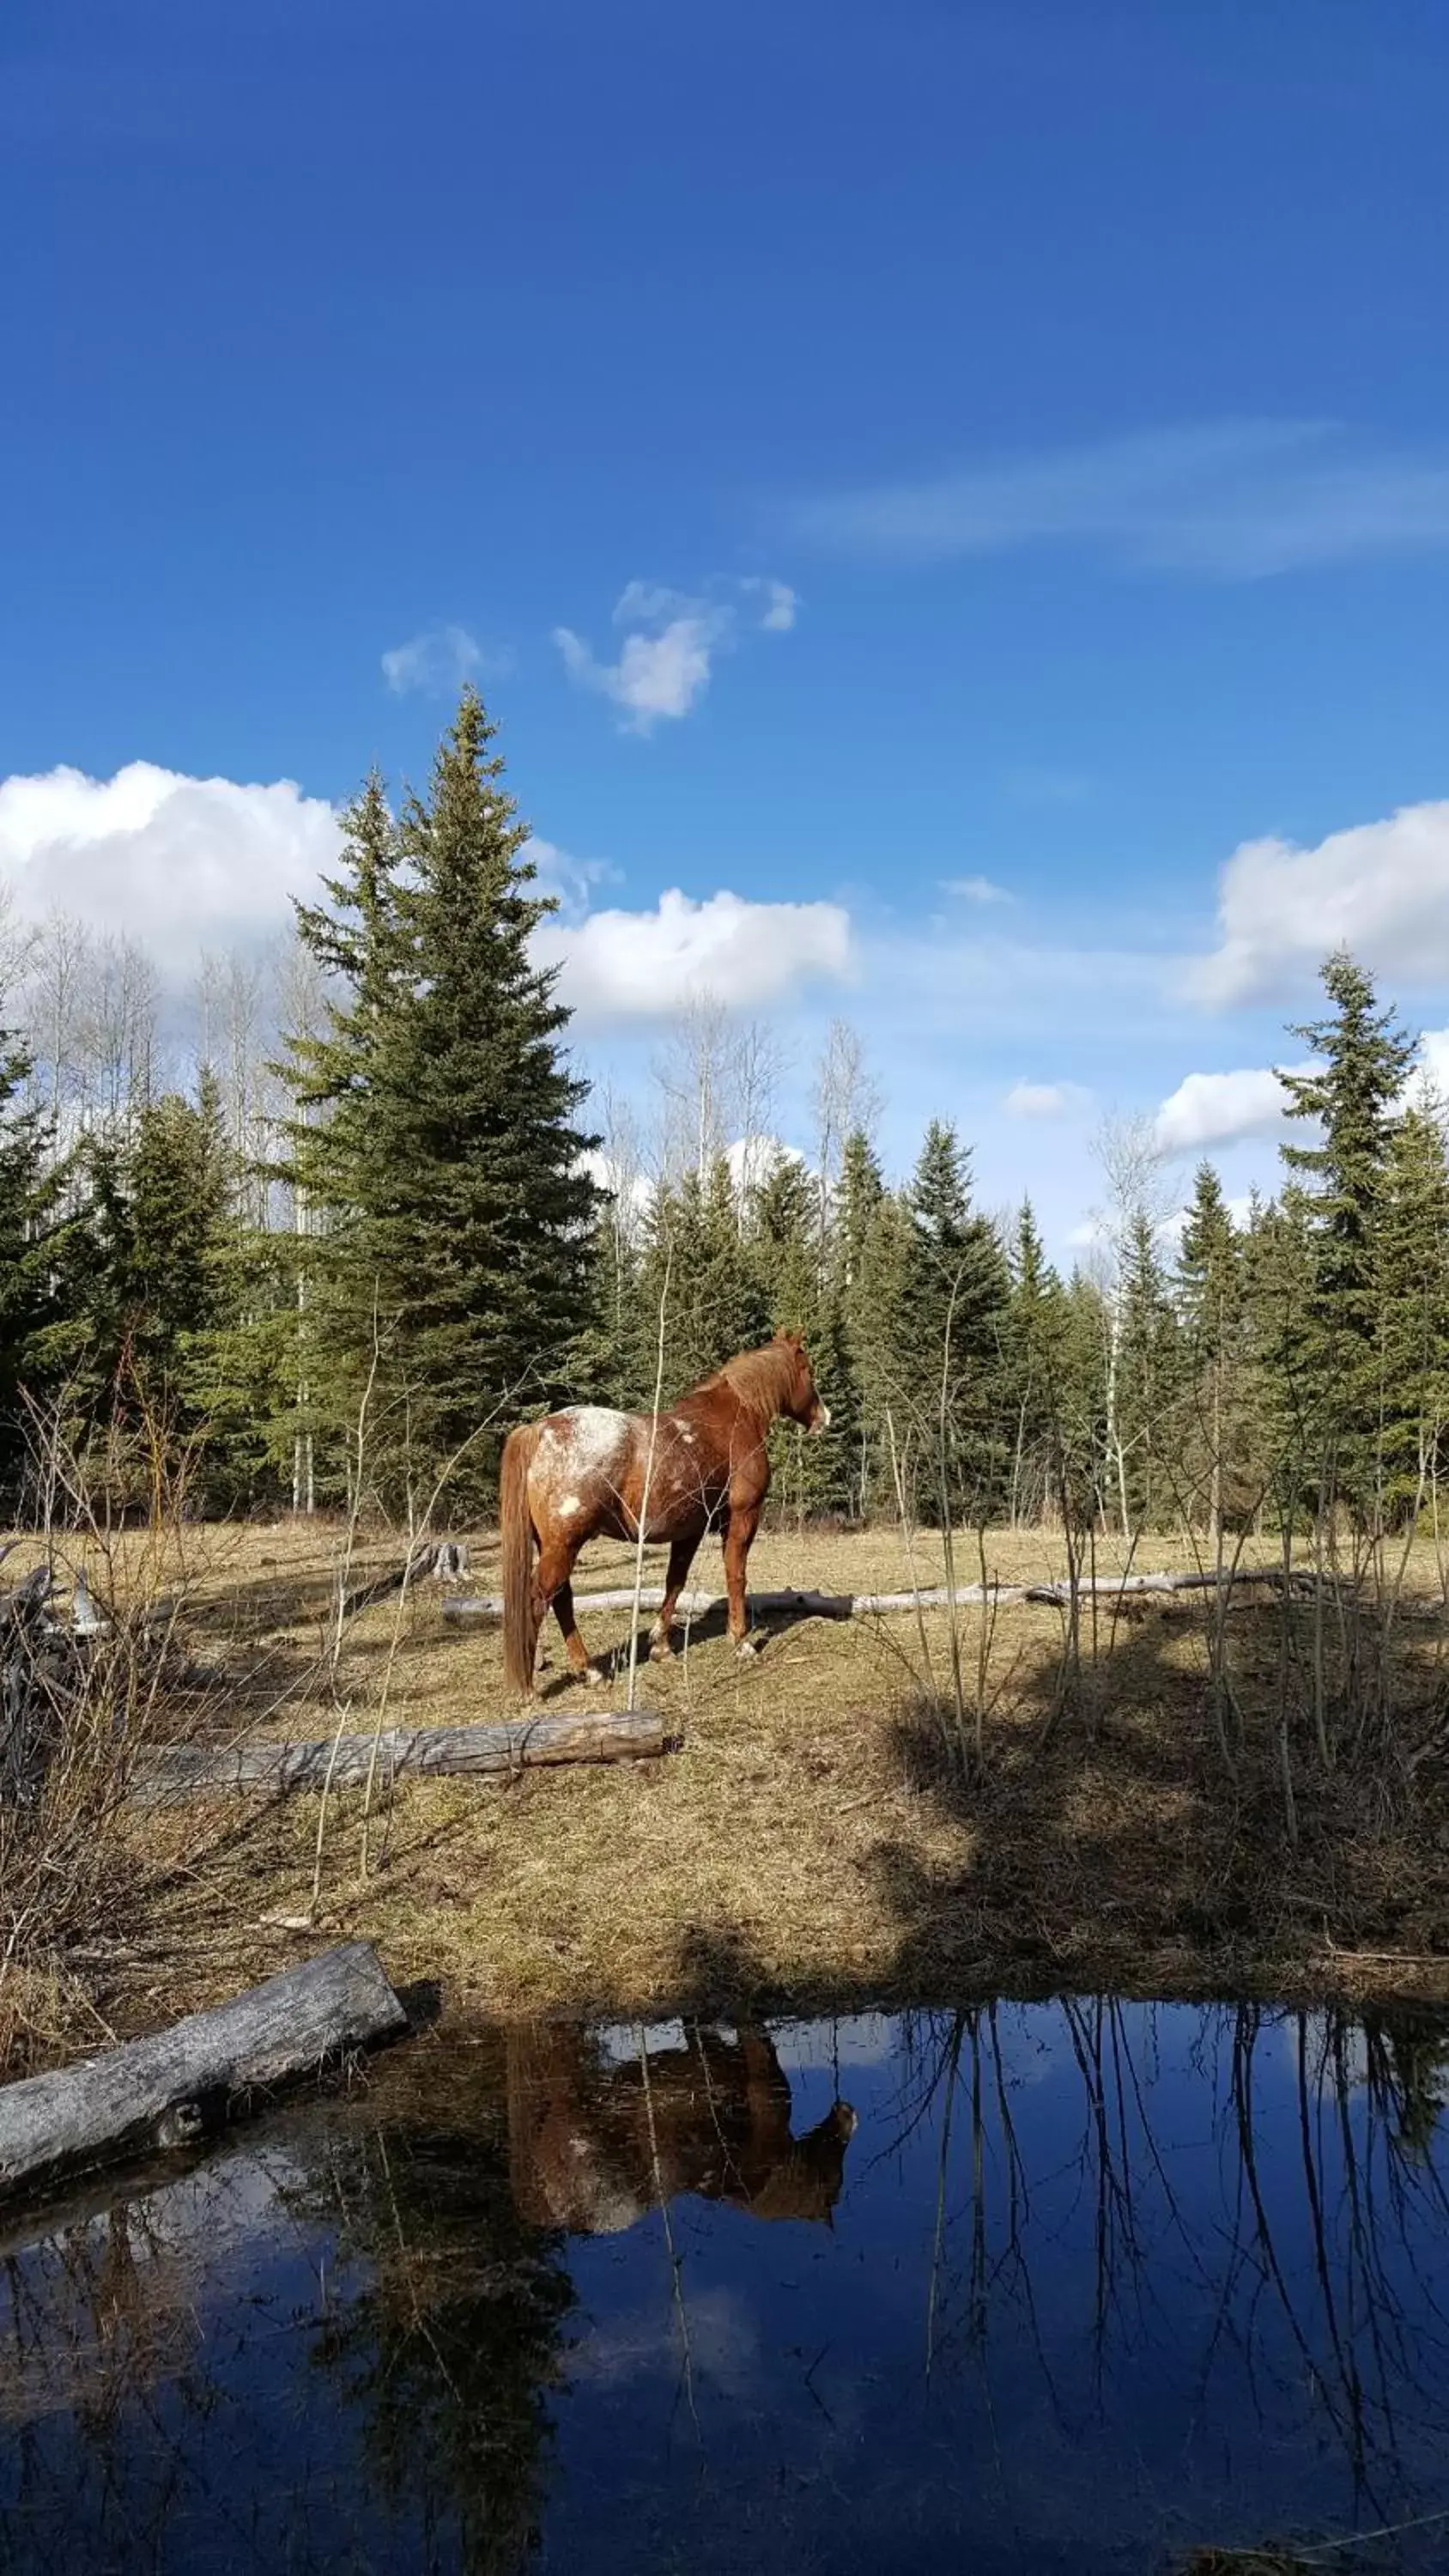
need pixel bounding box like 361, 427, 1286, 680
499, 1328, 829, 1693
506, 2020, 858, 2235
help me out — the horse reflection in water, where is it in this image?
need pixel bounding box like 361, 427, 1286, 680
507, 2022, 857, 2236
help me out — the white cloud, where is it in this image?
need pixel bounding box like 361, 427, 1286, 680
536, 887, 852, 1018
523, 835, 620, 924
1189, 798, 1449, 1005
380, 623, 485, 696
555, 574, 796, 733
740, 576, 799, 631
942, 874, 1010, 904
555, 612, 724, 732
1153, 1065, 1301, 1154
1005, 1079, 1088, 1119
0, 761, 343, 974
1417, 1029, 1449, 1102
578, 1147, 654, 1218
725, 1133, 804, 1196
797, 420, 1449, 579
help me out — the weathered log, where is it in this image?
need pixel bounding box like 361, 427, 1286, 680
0, 1941, 409, 2206
130, 1707, 669, 1803
441, 1564, 1318, 1625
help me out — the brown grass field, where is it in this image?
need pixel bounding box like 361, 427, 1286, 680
12, 1510, 1448, 2053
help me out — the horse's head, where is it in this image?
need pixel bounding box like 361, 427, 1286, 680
773, 1328, 830, 1436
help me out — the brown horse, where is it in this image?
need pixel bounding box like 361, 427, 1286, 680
500, 1329, 829, 1692
506, 2021, 858, 2235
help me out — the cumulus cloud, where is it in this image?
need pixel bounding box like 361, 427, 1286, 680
523, 835, 621, 924
535, 887, 852, 1018
1005, 1079, 1088, 1118
380, 623, 486, 695
725, 1133, 804, 1196
1189, 798, 1449, 1005
796, 420, 1449, 579
1152, 1065, 1304, 1154
0, 761, 343, 975
943, 874, 1010, 904
555, 575, 796, 733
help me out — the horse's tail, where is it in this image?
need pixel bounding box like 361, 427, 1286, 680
500, 1423, 543, 1693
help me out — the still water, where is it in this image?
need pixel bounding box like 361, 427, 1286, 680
4, 1999, 1449, 2573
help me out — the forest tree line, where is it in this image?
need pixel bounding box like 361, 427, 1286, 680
1, 689, 1446, 1545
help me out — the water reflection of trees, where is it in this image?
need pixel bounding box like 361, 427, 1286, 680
900, 1997, 1449, 2546
4, 2002, 1449, 2571
0, 2018, 857, 2576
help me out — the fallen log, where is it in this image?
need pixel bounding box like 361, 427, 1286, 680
131, 1707, 669, 1802
0, 1941, 409, 2207
441, 1565, 1319, 1625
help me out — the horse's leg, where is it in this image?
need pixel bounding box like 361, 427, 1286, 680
649, 1534, 700, 1661
550, 1576, 603, 1687
722, 1500, 761, 1657
533, 1539, 601, 1687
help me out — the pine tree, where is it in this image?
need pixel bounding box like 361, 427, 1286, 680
1176, 1162, 1245, 1538
1115, 1208, 1182, 1532
844, 1185, 911, 1525
900, 1121, 1009, 1522
1003, 1200, 1070, 1526
640, 1157, 768, 1398
0, 1032, 74, 1498
282, 773, 407, 1483
1375, 1104, 1449, 1516
1279, 949, 1416, 1511
80, 1072, 244, 1492
287, 696, 601, 1504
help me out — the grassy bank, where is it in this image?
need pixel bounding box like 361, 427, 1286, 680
8, 1512, 1449, 2061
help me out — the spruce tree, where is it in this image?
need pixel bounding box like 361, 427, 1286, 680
1115, 1208, 1182, 1532
640, 1157, 767, 1396
1176, 1162, 1245, 1537
900, 1121, 1009, 1522
0, 1033, 74, 1498
1003, 1200, 1070, 1525
288, 696, 600, 1503
1376, 1104, 1449, 1516
1279, 949, 1416, 1511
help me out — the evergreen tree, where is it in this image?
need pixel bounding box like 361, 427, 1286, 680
640, 1157, 768, 1399
0, 1033, 75, 1498
1279, 949, 1416, 1510
1176, 1161, 1247, 1537
1115, 1208, 1182, 1531
900, 1121, 1009, 1522
1375, 1104, 1449, 1516
287, 696, 600, 1503
747, 1150, 861, 1519
1003, 1200, 1070, 1525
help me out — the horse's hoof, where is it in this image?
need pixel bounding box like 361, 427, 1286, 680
649, 1637, 675, 1663
581, 1665, 604, 1687
735, 1637, 759, 1662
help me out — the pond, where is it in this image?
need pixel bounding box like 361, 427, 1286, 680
3, 1996, 1449, 2573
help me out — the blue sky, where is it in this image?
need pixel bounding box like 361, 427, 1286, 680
4, 0, 1449, 1249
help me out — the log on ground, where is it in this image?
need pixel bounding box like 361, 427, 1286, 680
440, 1566, 1316, 1625
0, 1941, 409, 2207
132, 1708, 670, 1803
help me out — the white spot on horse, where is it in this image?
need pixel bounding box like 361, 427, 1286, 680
558, 1492, 582, 1518
564, 1406, 631, 1476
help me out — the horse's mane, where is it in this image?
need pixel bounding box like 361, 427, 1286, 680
702, 1340, 802, 1425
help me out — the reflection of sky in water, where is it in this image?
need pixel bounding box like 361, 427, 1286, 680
3, 2000, 1449, 2574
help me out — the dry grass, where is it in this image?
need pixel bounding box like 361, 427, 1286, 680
6, 1510, 1443, 2047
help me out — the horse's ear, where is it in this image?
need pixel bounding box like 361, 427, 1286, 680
779, 1327, 803, 1351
